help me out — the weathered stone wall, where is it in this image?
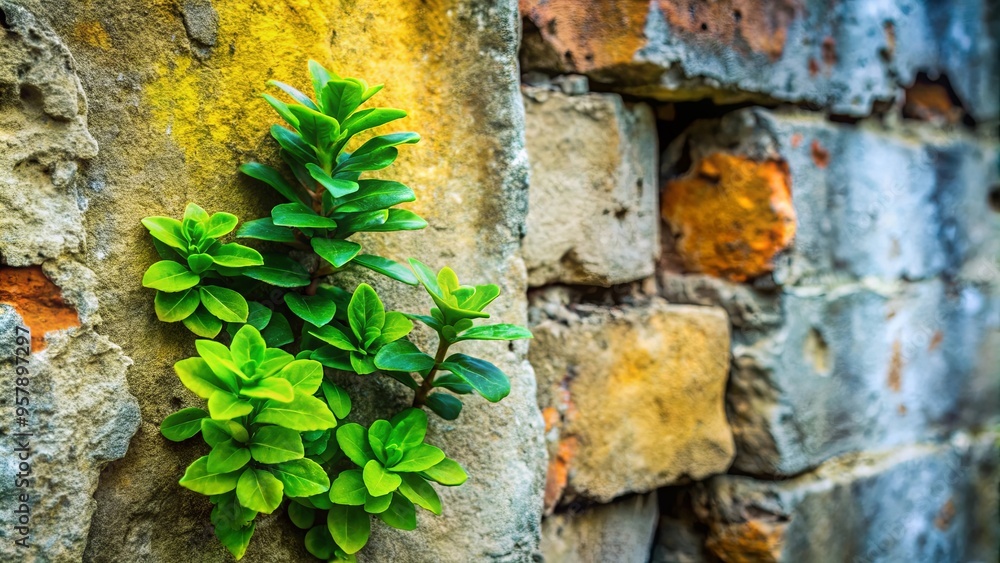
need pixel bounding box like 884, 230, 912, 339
0, 0, 996, 561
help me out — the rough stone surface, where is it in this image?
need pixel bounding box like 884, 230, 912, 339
520, 0, 1000, 120
694, 434, 1000, 563
2, 0, 545, 561
541, 493, 658, 563
531, 297, 734, 504
522, 86, 659, 287
0, 5, 140, 561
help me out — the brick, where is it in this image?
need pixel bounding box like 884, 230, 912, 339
0, 266, 80, 351
520, 0, 999, 120
531, 297, 734, 504
541, 493, 659, 563
694, 435, 999, 562
522, 86, 659, 287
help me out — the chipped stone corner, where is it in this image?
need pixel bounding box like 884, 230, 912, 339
0, 3, 140, 560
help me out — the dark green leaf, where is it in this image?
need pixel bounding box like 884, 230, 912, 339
398, 473, 442, 515
425, 393, 462, 421
439, 354, 511, 403
289, 105, 341, 149
342, 108, 406, 137
377, 493, 416, 531
347, 283, 384, 343
236, 217, 297, 243
243, 254, 310, 288
187, 253, 214, 274
284, 292, 337, 326
364, 491, 393, 514
271, 125, 317, 165
335, 210, 388, 233
388, 409, 427, 451
322, 381, 352, 419
288, 502, 315, 529
362, 209, 427, 232
373, 340, 434, 373
312, 238, 361, 268
261, 311, 294, 346
331, 180, 415, 213
245, 302, 273, 330
327, 505, 370, 555
304, 525, 336, 559
320, 78, 364, 123
272, 202, 338, 229
240, 161, 311, 206
432, 373, 473, 394
306, 163, 359, 198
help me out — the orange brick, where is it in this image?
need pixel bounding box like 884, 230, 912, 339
0, 266, 80, 351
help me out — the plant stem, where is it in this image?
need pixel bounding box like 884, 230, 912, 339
413, 338, 450, 408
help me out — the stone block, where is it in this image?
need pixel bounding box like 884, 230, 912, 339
520, 0, 999, 121
531, 297, 734, 504
541, 493, 659, 563
694, 435, 1000, 563
522, 86, 659, 287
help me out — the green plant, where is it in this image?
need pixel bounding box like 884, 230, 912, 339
144, 61, 531, 561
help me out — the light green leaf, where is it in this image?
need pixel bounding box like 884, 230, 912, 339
398, 473, 441, 515
364, 491, 392, 514
236, 468, 284, 514
175, 357, 232, 399
377, 493, 416, 531
231, 324, 266, 368
329, 469, 366, 506
420, 458, 468, 486
361, 208, 427, 232
271, 360, 322, 396
271, 202, 338, 229
391, 444, 444, 473
195, 339, 243, 386
272, 458, 330, 497
236, 217, 297, 243
306, 163, 359, 198
284, 293, 337, 326
307, 60, 333, 101
373, 340, 432, 374
347, 283, 384, 343
268, 79, 319, 111
214, 520, 254, 561
202, 419, 249, 447
249, 426, 304, 464
352, 255, 418, 285
336, 423, 375, 466
160, 407, 208, 442
311, 238, 361, 268
242, 254, 311, 288
310, 325, 357, 351
288, 105, 341, 149
199, 285, 249, 323
367, 420, 392, 464
179, 456, 241, 495
209, 243, 264, 268
439, 354, 511, 403
154, 288, 200, 322
141, 216, 188, 251
142, 260, 200, 292
208, 392, 254, 420
388, 408, 427, 452
351, 132, 419, 158
327, 505, 370, 555
239, 377, 294, 402
205, 212, 239, 238
262, 92, 299, 127
331, 180, 415, 213
320, 78, 364, 123
455, 324, 533, 342
362, 459, 401, 496
207, 438, 251, 473
342, 108, 406, 138
186, 253, 214, 274
182, 306, 223, 338
375, 312, 413, 345
255, 394, 336, 431
271, 125, 317, 165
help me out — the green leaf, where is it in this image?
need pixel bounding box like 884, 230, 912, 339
236, 468, 284, 514
362, 209, 427, 232
214, 520, 254, 561
186, 253, 214, 274
336, 210, 388, 233
249, 426, 304, 464
208, 438, 252, 473
404, 313, 443, 332
289, 105, 341, 148
351, 132, 420, 158
256, 394, 337, 431
349, 352, 377, 375
288, 502, 315, 529
373, 340, 432, 374
367, 420, 392, 463
329, 469, 366, 506
175, 357, 232, 399
307, 61, 334, 99
388, 408, 427, 452
425, 393, 462, 421
347, 284, 384, 343
398, 473, 442, 515
272, 202, 338, 229
179, 456, 241, 495
312, 346, 353, 371
142, 260, 200, 292
331, 180, 415, 213
199, 285, 249, 323
154, 288, 200, 322
205, 212, 239, 238
312, 238, 361, 269
184, 202, 211, 224
377, 493, 416, 531
383, 370, 419, 390
268, 79, 319, 111
245, 302, 273, 330
353, 255, 418, 285
209, 243, 264, 268
336, 147, 398, 173
322, 382, 352, 419
304, 525, 336, 560
364, 491, 393, 514
271, 125, 317, 165
336, 423, 375, 466
320, 78, 364, 123
160, 407, 208, 442
231, 324, 266, 368
283, 293, 336, 327
306, 163, 359, 198
142, 216, 188, 251
208, 392, 254, 420
420, 458, 468, 486
310, 325, 357, 351
456, 324, 533, 342
243, 254, 310, 288
342, 108, 406, 137
261, 311, 294, 346
431, 373, 473, 394
439, 354, 511, 403
196, 339, 243, 386
273, 360, 322, 396
272, 459, 330, 497
240, 377, 295, 402
202, 419, 249, 447
391, 444, 444, 473
376, 312, 413, 345
327, 505, 370, 555
236, 217, 297, 243
262, 92, 299, 127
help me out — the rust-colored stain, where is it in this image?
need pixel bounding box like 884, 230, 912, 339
662, 153, 796, 282
935, 498, 956, 530
903, 83, 963, 125
929, 331, 943, 351
887, 340, 902, 392
821, 36, 837, 66
542, 406, 560, 433
790, 133, 803, 148
897, 404, 907, 415
808, 57, 820, 76
810, 140, 829, 168
520, 0, 802, 74
0, 266, 80, 351
707, 520, 786, 563
543, 435, 578, 513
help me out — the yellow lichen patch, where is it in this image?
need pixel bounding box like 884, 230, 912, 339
662, 153, 796, 282
706, 520, 787, 563
71, 21, 113, 50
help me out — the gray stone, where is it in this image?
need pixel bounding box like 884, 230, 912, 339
694, 434, 1000, 563
522, 86, 659, 287
541, 493, 658, 563
521, 0, 1000, 121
